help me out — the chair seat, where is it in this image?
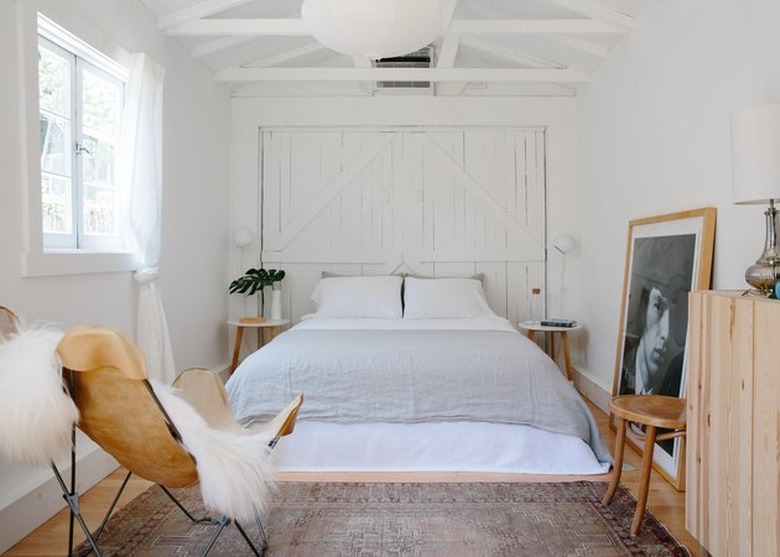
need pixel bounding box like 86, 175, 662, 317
609, 394, 686, 430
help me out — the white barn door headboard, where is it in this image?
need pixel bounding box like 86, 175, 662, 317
260, 127, 547, 323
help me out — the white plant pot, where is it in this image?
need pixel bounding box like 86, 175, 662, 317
270, 289, 282, 320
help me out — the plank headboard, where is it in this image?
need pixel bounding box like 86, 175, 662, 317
256, 126, 548, 324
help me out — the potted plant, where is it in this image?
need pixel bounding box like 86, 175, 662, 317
229, 267, 285, 321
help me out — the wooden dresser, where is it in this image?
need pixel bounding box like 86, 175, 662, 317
686, 290, 780, 556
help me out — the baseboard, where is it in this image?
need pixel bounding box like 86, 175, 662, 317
572, 366, 612, 413
0, 448, 118, 554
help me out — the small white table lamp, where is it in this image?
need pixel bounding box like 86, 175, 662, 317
730, 103, 780, 294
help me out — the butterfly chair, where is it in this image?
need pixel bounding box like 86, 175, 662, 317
54, 325, 303, 557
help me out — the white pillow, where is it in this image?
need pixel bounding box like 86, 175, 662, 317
403, 277, 497, 319
311, 276, 403, 318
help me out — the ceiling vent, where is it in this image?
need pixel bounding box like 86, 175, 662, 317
372, 47, 434, 94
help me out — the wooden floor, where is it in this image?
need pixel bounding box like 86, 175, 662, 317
3, 399, 701, 556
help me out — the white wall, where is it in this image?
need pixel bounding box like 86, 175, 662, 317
576, 0, 780, 399
0, 0, 231, 551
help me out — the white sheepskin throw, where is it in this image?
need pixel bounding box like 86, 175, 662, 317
151, 382, 277, 523
0, 326, 78, 465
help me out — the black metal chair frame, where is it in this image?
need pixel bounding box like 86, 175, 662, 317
55, 373, 278, 557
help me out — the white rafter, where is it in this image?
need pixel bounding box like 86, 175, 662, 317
460, 37, 565, 69
245, 43, 327, 68
553, 36, 611, 58
214, 67, 591, 83
165, 18, 308, 36
158, 0, 253, 31
543, 0, 635, 30
458, 38, 575, 95
191, 35, 254, 58
440, 0, 459, 28
448, 19, 626, 34
164, 18, 628, 37
437, 36, 461, 68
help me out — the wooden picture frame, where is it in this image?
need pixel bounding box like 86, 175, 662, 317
612, 208, 716, 491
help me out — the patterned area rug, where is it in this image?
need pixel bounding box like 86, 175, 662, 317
76, 481, 690, 556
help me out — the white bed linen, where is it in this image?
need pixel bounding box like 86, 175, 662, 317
227, 317, 612, 474
273, 421, 610, 474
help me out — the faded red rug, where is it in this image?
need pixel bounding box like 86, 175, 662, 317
76, 481, 690, 556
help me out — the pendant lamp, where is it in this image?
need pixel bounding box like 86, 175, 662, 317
301, 0, 443, 59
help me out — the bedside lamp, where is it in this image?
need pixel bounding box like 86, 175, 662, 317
730, 103, 780, 295
553, 233, 576, 255
232, 226, 255, 249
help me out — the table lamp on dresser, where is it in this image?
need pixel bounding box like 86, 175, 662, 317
730, 103, 780, 295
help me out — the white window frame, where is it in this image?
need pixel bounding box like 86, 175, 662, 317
22, 10, 137, 277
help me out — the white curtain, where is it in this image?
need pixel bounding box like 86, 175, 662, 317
119, 53, 176, 384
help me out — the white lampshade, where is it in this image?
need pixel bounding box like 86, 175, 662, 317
301, 0, 443, 59
232, 226, 255, 249
731, 103, 780, 205
553, 233, 576, 254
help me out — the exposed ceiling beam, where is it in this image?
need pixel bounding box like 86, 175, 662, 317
213, 67, 591, 83
164, 18, 628, 37
457, 38, 575, 95
437, 35, 460, 68
440, 0, 459, 28
191, 35, 254, 58
459, 37, 565, 69
165, 18, 307, 36
448, 19, 627, 35
553, 36, 611, 58
158, 0, 252, 31
246, 43, 327, 68
543, 0, 635, 30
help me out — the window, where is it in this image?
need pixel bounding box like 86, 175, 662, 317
38, 15, 127, 252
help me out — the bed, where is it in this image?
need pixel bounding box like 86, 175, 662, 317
225, 275, 612, 474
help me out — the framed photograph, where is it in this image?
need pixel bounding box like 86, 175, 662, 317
612, 208, 716, 491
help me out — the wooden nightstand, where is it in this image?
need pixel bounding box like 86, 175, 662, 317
228, 318, 290, 375
518, 320, 581, 381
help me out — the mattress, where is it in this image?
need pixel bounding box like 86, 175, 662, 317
226, 317, 612, 473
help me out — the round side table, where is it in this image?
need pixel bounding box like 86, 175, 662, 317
518, 320, 581, 381
227, 318, 290, 375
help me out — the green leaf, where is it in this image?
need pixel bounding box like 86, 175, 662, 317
229, 266, 285, 296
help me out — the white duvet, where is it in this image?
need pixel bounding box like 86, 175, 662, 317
226, 317, 612, 469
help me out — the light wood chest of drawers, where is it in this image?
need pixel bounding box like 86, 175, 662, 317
686, 291, 780, 556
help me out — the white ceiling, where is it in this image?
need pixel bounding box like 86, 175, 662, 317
137, 0, 652, 97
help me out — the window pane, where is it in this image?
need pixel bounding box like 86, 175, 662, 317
83, 181, 117, 235
80, 133, 115, 183
39, 113, 72, 176
41, 174, 73, 234
82, 67, 121, 137
38, 46, 70, 117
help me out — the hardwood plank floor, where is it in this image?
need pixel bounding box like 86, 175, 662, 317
2, 399, 701, 556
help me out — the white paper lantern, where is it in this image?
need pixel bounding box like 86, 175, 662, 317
301, 0, 443, 59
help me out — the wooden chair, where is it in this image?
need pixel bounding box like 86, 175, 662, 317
602, 394, 686, 536
54, 325, 303, 556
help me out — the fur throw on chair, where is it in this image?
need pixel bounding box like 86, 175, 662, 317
152, 382, 277, 523
0, 326, 79, 464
